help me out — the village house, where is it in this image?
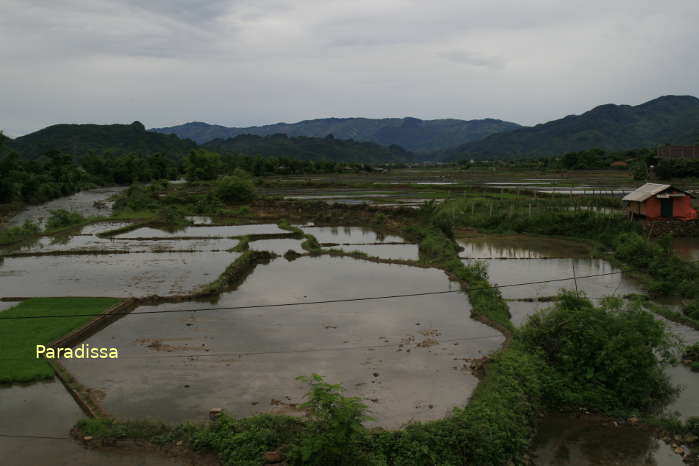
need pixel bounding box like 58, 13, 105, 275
623, 183, 697, 220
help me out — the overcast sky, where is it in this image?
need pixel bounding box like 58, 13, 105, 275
2, 0, 699, 137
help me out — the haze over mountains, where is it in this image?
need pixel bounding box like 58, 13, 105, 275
152, 117, 521, 153
4, 95, 699, 163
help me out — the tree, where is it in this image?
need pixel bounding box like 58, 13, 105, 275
214, 174, 255, 202
184, 150, 222, 181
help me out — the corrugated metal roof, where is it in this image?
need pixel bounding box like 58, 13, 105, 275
622, 183, 671, 202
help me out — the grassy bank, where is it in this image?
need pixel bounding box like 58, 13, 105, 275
0, 297, 121, 383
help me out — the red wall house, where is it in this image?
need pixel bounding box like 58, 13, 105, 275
623, 183, 697, 220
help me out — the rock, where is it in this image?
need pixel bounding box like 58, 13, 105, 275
627, 416, 639, 425
83, 436, 93, 442
176, 440, 183, 446
263, 451, 283, 463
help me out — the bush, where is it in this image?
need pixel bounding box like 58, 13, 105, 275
287, 374, 375, 466
215, 175, 256, 203
113, 183, 158, 211
0, 220, 41, 244
46, 209, 85, 230
518, 291, 680, 411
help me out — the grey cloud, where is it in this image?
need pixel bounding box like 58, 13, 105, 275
1, 0, 698, 136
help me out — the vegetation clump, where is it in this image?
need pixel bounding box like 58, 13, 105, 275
518, 293, 680, 412
0, 220, 40, 245
45, 209, 86, 231
215, 172, 256, 203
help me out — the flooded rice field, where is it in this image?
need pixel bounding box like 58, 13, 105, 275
456, 234, 699, 465
63, 256, 503, 429
5, 187, 125, 228
0, 381, 189, 466
332, 243, 420, 261
249, 237, 305, 254
0, 250, 240, 298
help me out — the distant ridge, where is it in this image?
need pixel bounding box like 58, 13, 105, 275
151, 117, 521, 153
8, 121, 196, 158
442, 95, 699, 160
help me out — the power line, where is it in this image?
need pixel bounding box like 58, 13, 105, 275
0, 271, 625, 321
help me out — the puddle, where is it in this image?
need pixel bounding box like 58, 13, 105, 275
6, 187, 125, 228
116, 224, 285, 238
64, 256, 504, 428
672, 238, 699, 262
532, 414, 686, 466
0, 381, 189, 466
0, 250, 240, 297
303, 226, 405, 244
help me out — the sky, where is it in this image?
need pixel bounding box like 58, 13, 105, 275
2, 0, 699, 137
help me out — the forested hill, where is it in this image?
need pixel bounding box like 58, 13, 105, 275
152, 117, 521, 153
442, 95, 699, 161
202, 133, 414, 164
7, 121, 197, 158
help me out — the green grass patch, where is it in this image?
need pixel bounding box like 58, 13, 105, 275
0, 297, 121, 383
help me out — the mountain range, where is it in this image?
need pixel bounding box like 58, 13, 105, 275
4, 95, 699, 163
442, 95, 699, 160
152, 117, 521, 153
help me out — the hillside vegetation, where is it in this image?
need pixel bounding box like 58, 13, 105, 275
444, 95, 699, 160
7, 121, 196, 158
153, 117, 521, 153
202, 133, 414, 163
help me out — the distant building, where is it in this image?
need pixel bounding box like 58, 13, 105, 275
623, 183, 696, 220
657, 145, 699, 159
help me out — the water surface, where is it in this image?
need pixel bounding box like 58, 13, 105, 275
64, 256, 503, 428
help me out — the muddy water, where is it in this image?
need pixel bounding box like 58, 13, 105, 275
0, 381, 187, 466
672, 238, 699, 261
64, 256, 503, 429
117, 224, 286, 238
0, 250, 239, 297
303, 226, 405, 244
6, 187, 126, 228
532, 414, 685, 466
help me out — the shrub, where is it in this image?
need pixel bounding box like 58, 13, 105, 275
215, 175, 256, 203
46, 209, 85, 230
518, 291, 680, 411
113, 183, 158, 211
287, 374, 375, 466
0, 220, 41, 244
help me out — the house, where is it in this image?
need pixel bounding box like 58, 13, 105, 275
623, 183, 697, 220
657, 145, 699, 159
